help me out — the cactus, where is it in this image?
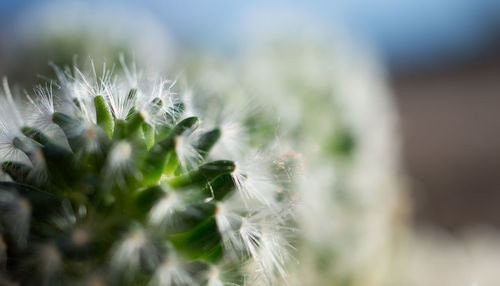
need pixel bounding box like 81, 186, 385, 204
0, 59, 293, 285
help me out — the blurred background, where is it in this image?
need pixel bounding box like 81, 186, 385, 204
1, 0, 500, 284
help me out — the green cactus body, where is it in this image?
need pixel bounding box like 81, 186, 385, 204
0, 61, 292, 285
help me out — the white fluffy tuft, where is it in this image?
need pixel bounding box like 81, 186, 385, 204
111, 227, 158, 276
149, 256, 193, 286
148, 191, 184, 228
231, 152, 278, 206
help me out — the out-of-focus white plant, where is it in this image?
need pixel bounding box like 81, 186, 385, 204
243, 37, 407, 286
180, 34, 407, 285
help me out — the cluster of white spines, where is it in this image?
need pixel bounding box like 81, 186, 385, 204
0, 59, 293, 285
0, 79, 26, 164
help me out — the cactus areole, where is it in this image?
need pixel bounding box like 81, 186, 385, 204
0, 59, 292, 285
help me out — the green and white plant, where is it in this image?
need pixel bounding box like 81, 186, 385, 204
0, 59, 294, 286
